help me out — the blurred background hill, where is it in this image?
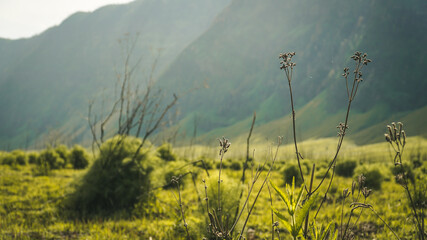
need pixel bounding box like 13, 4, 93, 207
0, 0, 426, 150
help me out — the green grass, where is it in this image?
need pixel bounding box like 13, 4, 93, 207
1, 138, 426, 239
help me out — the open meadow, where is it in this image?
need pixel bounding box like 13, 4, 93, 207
1, 137, 426, 239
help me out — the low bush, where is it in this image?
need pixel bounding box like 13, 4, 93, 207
157, 143, 177, 162
195, 157, 214, 170
38, 148, 65, 170
55, 145, 70, 165
229, 159, 242, 170
69, 145, 90, 169
27, 152, 39, 164
12, 150, 27, 165
391, 163, 415, 184
1, 152, 16, 166
158, 160, 191, 189
315, 167, 331, 179
64, 136, 154, 217
282, 164, 303, 186
336, 160, 357, 177
355, 166, 383, 190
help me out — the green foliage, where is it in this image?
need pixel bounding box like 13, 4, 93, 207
64, 136, 154, 217
335, 160, 357, 177
1, 152, 16, 166
203, 175, 241, 238
310, 221, 338, 240
412, 174, 427, 210
27, 152, 39, 164
195, 157, 214, 170
12, 150, 27, 165
69, 145, 90, 169
270, 178, 318, 240
155, 160, 191, 189
38, 148, 65, 170
355, 166, 383, 190
229, 159, 242, 170
55, 145, 70, 165
391, 163, 415, 184
0, 150, 28, 166
157, 143, 177, 161
315, 167, 331, 179
282, 164, 303, 186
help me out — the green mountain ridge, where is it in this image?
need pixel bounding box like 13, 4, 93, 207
155, 0, 427, 145
0, 0, 426, 149
0, 0, 231, 149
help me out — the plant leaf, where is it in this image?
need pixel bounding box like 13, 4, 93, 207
321, 221, 335, 240
272, 207, 287, 221
295, 183, 305, 208
295, 193, 318, 234
270, 180, 292, 212
279, 219, 293, 235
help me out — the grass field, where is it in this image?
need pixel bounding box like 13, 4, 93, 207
0, 137, 426, 239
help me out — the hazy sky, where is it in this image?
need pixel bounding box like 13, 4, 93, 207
0, 0, 134, 39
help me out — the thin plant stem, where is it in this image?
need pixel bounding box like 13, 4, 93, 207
218, 151, 224, 228
172, 177, 190, 240
238, 137, 281, 239
304, 163, 316, 238
267, 184, 274, 240
369, 207, 401, 240
340, 196, 346, 238
285, 67, 308, 193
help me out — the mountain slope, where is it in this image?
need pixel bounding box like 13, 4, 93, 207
155, 0, 427, 144
0, 0, 230, 149
1, 0, 426, 149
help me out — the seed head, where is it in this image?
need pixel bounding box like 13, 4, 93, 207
343, 188, 350, 198
218, 137, 231, 155
279, 52, 296, 70
387, 125, 394, 141
358, 174, 366, 189
351, 180, 357, 195
384, 134, 392, 143
401, 130, 406, 146
362, 187, 372, 199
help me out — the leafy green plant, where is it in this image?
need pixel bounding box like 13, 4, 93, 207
64, 136, 154, 217
36, 148, 64, 174
69, 145, 90, 169
282, 164, 303, 186
1, 152, 16, 166
385, 122, 425, 240
310, 221, 337, 240
55, 145, 70, 165
335, 160, 357, 178
355, 167, 383, 190
270, 178, 318, 240
157, 143, 177, 162
27, 152, 39, 164
12, 150, 27, 165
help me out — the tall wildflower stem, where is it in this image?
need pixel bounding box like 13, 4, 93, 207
311, 53, 371, 219
280, 52, 308, 193
172, 176, 190, 240
385, 122, 423, 239
218, 150, 224, 227
217, 137, 231, 230
237, 137, 282, 239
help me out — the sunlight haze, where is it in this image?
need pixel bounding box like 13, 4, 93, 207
0, 0, 134, 39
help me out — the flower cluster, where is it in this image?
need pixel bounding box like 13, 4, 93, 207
279, 52, 296, 70
351, 51, 371, 65
342, 67, 350, 78
218, 137, 231, 156
336, 122, 349, 137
